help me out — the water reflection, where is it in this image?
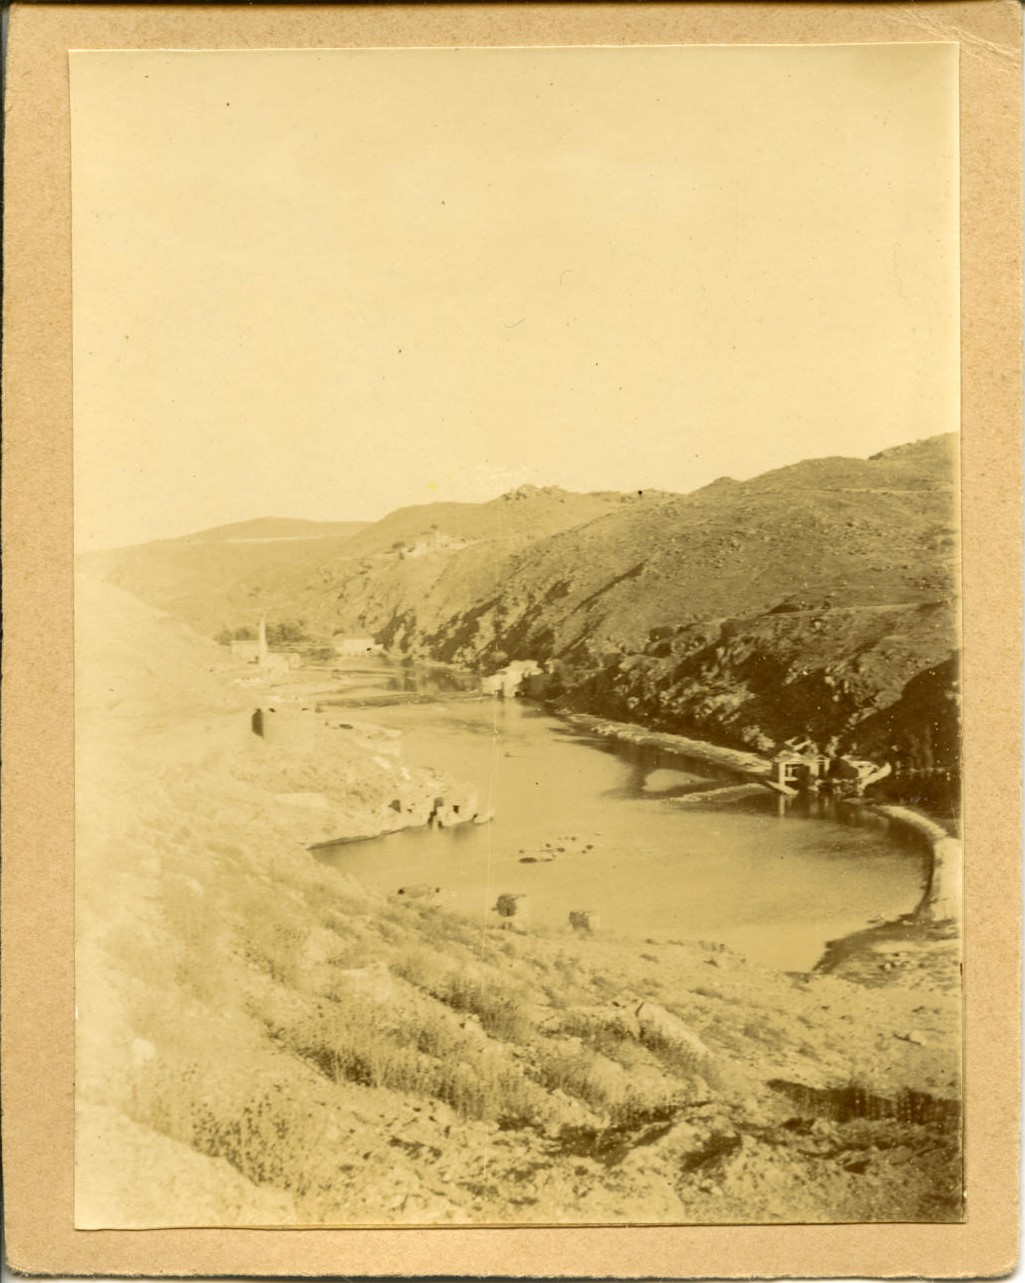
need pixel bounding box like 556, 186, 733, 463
317, 657, 480, 707
314, 689, 929, 972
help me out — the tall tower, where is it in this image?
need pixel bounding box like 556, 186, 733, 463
258, 613, 268, 666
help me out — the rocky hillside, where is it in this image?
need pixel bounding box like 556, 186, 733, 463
81, 485, 675, 640
393, 435, 960, 774
412, 434, 958, 663
81, 435, 960, 773
75, 576, 962, 1227
560, 604, 959, 775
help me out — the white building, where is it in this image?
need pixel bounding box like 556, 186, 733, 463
332, 635, 383, 657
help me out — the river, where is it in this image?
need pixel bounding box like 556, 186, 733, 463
314, 663, 929, 972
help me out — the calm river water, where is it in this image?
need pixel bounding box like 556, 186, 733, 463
315, 666, 928, 972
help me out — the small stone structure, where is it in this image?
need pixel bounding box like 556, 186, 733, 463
399, 529, 468, 559
495, 893, 530, 925
832, 756, 892, 792
432, 786, 480, 828
569, 910, 601, 934
482, 660, 543, 698
231, 639, 261, 663
771, 748, 830, 792
230, 615, 300, 672
251, 704, 317, 751
332, 635, 383, 657
428, 780, 484, 831
771, 740, 889, 796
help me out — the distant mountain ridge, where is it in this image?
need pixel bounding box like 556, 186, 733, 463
79, 484, 679, 638
331, 485, 677, 560
80, 434, 959, 772
174, 517, 372, 544
409, 432, 958, 664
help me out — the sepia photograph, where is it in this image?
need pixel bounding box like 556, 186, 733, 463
69, 42, 964, 1230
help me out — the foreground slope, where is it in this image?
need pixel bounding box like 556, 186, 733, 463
75, 576, 961, 1226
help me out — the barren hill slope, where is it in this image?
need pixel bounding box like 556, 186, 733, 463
80, 485, 677, 640
80, 530, 371, 636
75, 577, 961, 1227
80, 435, 959, 772
414, 434, 958, 665
335, 485, 675, 558
399, 435, 960, 774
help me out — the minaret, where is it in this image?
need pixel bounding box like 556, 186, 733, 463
258, 613, 268, 666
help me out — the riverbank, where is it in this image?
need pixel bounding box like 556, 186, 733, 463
818, 914, 961, 993
557, 709, 962, 928
562, 711, 772, 780
75, 578, 962, 1227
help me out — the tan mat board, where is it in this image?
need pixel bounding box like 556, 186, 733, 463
2, 1, 1020, 1276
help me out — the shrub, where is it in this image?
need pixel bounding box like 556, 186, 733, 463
392, 947, 533, 1045
390, 944, 453, 994
532, 1046, 618, 1115
215, 625, 257, 645
269, 990, 541, 1125
267, 619, 308, 645
435, 974, 533, 1044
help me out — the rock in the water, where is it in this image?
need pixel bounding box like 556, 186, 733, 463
397, 883, 442, 899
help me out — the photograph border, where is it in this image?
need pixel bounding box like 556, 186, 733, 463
2, 2, 1020, 1276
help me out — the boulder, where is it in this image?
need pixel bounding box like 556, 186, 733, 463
397, 884, 442, 900
635, 1002, 711, 1060
495, 893, 529, 919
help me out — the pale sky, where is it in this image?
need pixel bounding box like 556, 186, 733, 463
70, 44, 959, 549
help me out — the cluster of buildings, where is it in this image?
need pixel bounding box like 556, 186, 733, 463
770, 738, 891, 796
331, 635, 384, 657
395, 528, 468, 559
228, 616, 387, 667
481, 659, 545, 698
229, 615, 300, 675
